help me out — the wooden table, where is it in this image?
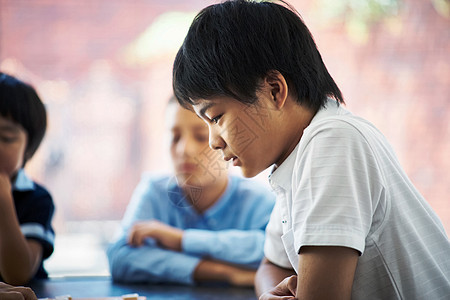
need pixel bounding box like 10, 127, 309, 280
29, 276, 257, 300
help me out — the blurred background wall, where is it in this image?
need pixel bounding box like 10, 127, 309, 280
1, 0, 449, 276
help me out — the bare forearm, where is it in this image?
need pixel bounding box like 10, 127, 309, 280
255, 258, 296, 297
295, 246, 358, 299
0, 198, 41, 285
194, 259, 256, 287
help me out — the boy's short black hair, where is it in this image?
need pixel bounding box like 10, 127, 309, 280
0, 72, 47, 165
173, 0, 344, 112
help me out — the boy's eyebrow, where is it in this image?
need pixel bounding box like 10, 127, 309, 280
171, 125, 207, 131
191, 125, 208, 131
198, 102, 217, 118
0, 124, 20, 133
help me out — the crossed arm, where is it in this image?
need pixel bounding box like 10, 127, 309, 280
109, 220, 259, 286
129, 220, 257, 286
255, 246, 359, 300
0, 173, 43, 285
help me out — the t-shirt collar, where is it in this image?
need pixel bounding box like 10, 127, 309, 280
269, 143, 298, 192
13, 169, 35, 191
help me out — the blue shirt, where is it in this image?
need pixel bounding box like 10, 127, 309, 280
107, 173, 275, 285
12, 169, 55, 279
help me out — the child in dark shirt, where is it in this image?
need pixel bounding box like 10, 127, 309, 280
0, 72, 55, 285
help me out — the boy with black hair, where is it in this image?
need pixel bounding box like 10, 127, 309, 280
0, 72, 55, 285
172, 0, 450, 299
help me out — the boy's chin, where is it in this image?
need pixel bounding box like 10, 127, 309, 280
175, 174, 202, 187
239, 166, 260, 178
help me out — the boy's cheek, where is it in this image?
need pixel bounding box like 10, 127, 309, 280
224, 123, 259, 154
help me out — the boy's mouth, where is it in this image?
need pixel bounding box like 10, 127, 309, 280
232, 156, 241, 167
178, 162, 197, 173
224, 155, 240, 166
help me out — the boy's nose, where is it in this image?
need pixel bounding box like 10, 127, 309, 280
177, 138, 194, 157
209, 129, 225, 150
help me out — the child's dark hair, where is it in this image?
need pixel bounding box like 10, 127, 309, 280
0, 72, 47, 165
173, 0, 343, 112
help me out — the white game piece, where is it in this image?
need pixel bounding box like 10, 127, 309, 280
121, 293, 140, 300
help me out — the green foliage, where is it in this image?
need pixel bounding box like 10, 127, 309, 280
316, 0, 401, 43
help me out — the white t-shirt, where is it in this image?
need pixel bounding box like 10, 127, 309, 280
265, 99, 450, 299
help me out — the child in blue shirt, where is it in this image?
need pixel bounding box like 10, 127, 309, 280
0, 72, 55, 285
107, 97, 275, 286
172, 0, 450, 299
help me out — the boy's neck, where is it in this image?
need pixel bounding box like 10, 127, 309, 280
274, 100, 316, 168
184, 177, 229, 214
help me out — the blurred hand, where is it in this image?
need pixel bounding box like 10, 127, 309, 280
0, 282, 37, 300
128, 220, 183, 251
259, 275, 298, 300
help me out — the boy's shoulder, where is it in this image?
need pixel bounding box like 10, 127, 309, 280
307, 116, 384, 152
308, 100, 376, 132
13, 170, 53, 205
310, 115, 373, 134
30, 182, 52, 199
137, 172, 174, 191
13, 182, 54, 207
13, 180, 54, 227
304, 102, 381, 145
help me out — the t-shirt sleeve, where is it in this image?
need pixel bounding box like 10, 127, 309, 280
292, 120, 384, 255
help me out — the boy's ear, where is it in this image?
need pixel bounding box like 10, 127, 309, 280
265, 70, 288, 109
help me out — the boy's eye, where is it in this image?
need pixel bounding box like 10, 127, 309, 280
211, 114, 223, 124
195, 134, 209, 143
0, 136, 17, 143
171, 134, 180, 144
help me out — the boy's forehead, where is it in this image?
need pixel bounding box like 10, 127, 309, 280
192, 100, 218, 117
167, 104, 208, 130
0, 115, 21, 130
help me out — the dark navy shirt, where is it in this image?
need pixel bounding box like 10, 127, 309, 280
11, 169, 55, 279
